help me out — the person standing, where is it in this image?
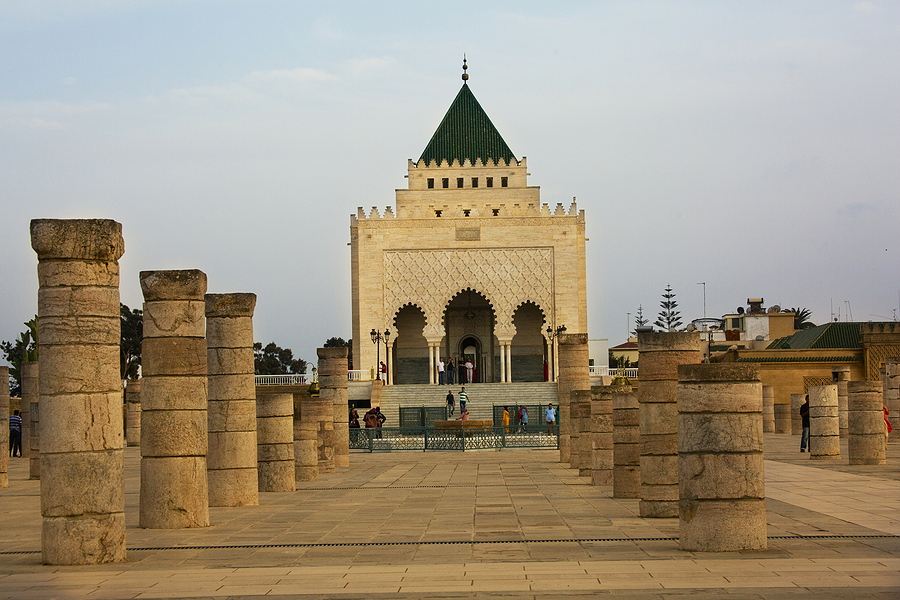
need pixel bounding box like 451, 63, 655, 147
465, 358, 474, 383
446, 390, 455, 417
459, 387, 468, 413
437, 358, 445, 385
349, 409, 360, 428
446, 358, 455, 384
502, 406, 510, 433
545, 403, 556, 435
380, 361, 387, 380
800, 395, 810, 453
9, 409, 22, 457
518, 405, 528, 432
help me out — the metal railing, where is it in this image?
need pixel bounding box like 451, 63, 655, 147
349, 425, 559, 452
589, 366, 638, 378
255, 374, 309, 385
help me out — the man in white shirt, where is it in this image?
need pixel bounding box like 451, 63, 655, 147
465, 359, 474, 383
437, 358, 445, 385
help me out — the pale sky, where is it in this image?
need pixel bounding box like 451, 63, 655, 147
2, 1, 898, 368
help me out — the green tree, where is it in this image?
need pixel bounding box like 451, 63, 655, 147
654, 284, 683, 331
632, 304, 648, 336
254, 342, 307, 375
1, 317, 38, 396
787, 307, 816, 330
608, 350, 633, 370
121, 303, 143, 380
323, 337, 349, 348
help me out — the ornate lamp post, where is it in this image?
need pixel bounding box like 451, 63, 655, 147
370, 328, 390, 380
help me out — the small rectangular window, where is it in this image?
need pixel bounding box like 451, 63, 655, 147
435, 210, 442, 217
427, 178, 434, 189
463, 209, 471, 217
471, 177, 478, 188
486, 177, 493, 188
442, 178, 449, 188
501, 177, 508, 187
492, 208, 499, 216
457, 178, 464, 188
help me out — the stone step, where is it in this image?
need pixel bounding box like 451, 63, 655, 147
376, 382, 558, 423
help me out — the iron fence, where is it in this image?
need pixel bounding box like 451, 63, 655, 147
348, 425, 559, 452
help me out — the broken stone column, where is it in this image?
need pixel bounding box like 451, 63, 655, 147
774, 403, 791, 433
557, 333, 590, 464
24, 361, 40, 479
677, 363, 766, 552
20, 361, 37, 460
570, 389, 591, 475
294, 396, 319, 482
762, 385, 775, 433
257, 392, 295, 492
637, 331, 701, 518
0, 366, 8, 488
885, 358, 899, 442
318, 347, 349, 469
848, 381, 886, 465
610, 382, 639, 497
206, 293, 259, 507
809, 384, 840, 460
791, 393, 804, 435
31, 218, 126, 564
125, 380, 141, 447
832, 366, 850, 439
590, 384, 614, 486
139, 269, 209, 529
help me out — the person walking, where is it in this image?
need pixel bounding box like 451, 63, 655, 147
518, 405, 528, 432
800, 395, 810, 453
437, 358, 445, 385
446, 390, 455, 417
545, 403, 556, 435
502, 406, 510, 433
9, 409, 22, 457
349, 408, 360, 428
459, 387, 468, 413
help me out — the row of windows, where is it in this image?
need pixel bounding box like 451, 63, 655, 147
427, 177, 508, 189
434, 208, 501, 217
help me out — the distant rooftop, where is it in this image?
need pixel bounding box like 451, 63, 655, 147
767, 322, 862, 350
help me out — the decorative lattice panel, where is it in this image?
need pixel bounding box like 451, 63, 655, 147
804, 377, 833, 392
866, 345, 900, 381
383, 248, 554, 340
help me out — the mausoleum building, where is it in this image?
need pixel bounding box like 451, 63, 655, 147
350, 64, 588, 385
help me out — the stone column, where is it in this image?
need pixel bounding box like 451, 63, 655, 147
294, 395, 319, 482
506, 343, 513, 383
677, 363, 766, 552
206, 293, 258, 507
308, 373, 334, 474
637, 331, 701, 518
885, 358, 899, 442
848, 381, 886, 465
570, 390, 591, 474
499, 344, 506, 383
428, 344, 435, 384
139, 269, 209, 529
762, 385, 775, 433
809, 384, 840, 460
591, 384, 614, 487
20, 361, 37, 460
610, 382, 639, 497
31, 218, 126, 564
832, 366, 850, 438
125, 380, 141, 447
23, 361, 40, 479
318, 347, 350, 469
790, 393, 804, 435
556, 333, 589, 464
257, 392, 295, 492
774, 403, 791, 433
0, 366, 8, 488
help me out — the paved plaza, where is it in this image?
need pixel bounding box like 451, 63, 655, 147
1, 433, 899, 599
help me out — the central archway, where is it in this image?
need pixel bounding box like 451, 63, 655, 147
444, 289, 495, 383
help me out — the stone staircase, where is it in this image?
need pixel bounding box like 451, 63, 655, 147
376, 382, 559, 424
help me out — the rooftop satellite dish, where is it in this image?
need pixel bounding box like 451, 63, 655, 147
737, 307, 745, 314
756, 335, 764, 341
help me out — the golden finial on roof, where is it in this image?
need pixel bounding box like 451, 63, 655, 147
462, 54, 468, 81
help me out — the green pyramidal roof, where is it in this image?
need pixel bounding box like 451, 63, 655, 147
418, 83, 517, 166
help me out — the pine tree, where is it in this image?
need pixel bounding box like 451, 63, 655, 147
654, 284, 683, 331
631, 305, 648, 336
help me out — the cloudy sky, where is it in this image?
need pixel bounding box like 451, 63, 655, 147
1, 1, 898, 368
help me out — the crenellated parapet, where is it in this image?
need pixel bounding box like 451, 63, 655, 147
351, 198, 584, 222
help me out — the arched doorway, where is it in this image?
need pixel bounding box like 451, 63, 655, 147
458, 335, 481, 383
444, 290, 495, 383
393, 304, 428, 384
511, 302, 546, 381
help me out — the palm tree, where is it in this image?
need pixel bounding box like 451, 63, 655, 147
787, 307, 816, 330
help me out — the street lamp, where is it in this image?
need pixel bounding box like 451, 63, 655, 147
545, 325, 566, 382
546, 325, 567, 341
370, 328, 390, 380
